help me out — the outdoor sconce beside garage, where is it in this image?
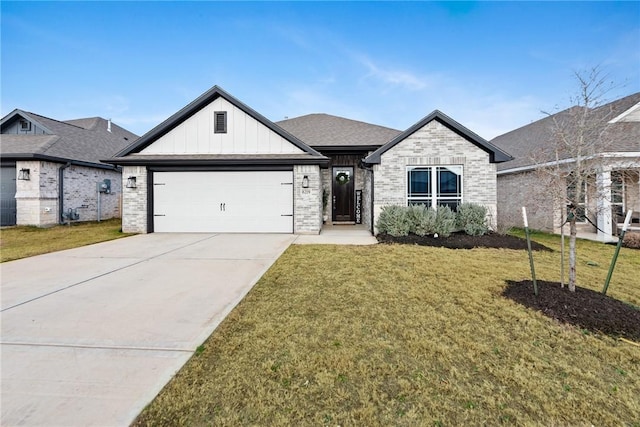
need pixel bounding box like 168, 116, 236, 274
302, 175, 309, 188
126, 176, 137, 189
18, 168, 30, 180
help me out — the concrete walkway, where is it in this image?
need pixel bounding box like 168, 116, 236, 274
1, 233, 295, 426
293, 224, 378, 245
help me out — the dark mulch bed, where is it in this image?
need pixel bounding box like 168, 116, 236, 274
503, 280, 640, 341
377, 231, 552, 251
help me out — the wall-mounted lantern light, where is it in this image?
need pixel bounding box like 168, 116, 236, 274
126, 176, 137, 189
302, 175, 309, 188
18, 168, 31, 180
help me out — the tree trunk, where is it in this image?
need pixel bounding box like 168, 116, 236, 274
568, 218, 577, 292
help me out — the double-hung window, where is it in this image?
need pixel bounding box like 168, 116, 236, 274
407, 166, 463, 210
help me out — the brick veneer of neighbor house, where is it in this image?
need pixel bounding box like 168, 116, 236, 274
15, 160, 122, 226
497, 171, 557, 232
372, 120, 498, 233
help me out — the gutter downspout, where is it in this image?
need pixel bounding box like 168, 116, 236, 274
59, 162, 72, 224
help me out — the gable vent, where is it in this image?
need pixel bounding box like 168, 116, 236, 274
19, 119, 32, 131
214, 111, 227, 134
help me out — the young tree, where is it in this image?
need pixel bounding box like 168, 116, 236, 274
533, 67, 619, 292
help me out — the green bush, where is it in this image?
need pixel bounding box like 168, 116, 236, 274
377, 204, 488, 238
376, 205, 411, 236
406, 204, 437, 236
434, 206, 456, 237
456, 203, 489, 236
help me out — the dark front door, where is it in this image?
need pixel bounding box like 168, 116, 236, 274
0, 165, 17, 226
332, 166, 354, 222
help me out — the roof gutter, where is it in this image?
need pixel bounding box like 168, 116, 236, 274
497, 152, 640, 175
1, 153, 119, 170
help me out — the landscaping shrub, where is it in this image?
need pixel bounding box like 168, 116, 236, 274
622, 232, 640, 249
405, 204, 437, 236
456, 203, 489, 236
376, 205, 411, 236
434, 206, 456, 237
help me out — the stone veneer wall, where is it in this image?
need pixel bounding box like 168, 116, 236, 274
15, 160, 121, 226
294, 164, 322, 234
372, 120, 497, 233
121, 166, 148, 233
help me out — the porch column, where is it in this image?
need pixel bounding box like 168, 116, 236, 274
596, 168, 613, 242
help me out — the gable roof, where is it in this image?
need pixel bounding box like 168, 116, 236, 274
364, 110, 512, 164
113, 85, 325, 162
276, 113, 401, 150
1, 109, 138, 169
491, 92, 640, 172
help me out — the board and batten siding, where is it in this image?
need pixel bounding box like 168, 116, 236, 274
140, 97, 304, 155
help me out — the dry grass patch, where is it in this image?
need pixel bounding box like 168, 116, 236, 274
134, 235, 640, 426
0, 219, 131, 262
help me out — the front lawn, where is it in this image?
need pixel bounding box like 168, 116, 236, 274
0, 219, 131, 262
134, 234, 640, 426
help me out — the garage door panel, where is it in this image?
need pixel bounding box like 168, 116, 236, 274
153, 171, 293, 233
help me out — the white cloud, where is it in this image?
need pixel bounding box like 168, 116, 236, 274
355, 55, 436, 91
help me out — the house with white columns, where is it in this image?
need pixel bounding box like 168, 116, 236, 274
491, 92, 640, 241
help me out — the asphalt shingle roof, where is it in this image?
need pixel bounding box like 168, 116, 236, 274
1, 109, 138, 166
276, 113, 401, 148
491, 92, 640, 172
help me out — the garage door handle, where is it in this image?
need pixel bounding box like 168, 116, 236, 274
281, 214, 293, 217
154, 214, 166, 217
281, 182, 293, 185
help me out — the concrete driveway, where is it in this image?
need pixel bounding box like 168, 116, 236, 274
1, 233, 295, 426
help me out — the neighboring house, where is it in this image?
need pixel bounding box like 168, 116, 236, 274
107, 85, 511, 234
0, 110, 138, 226
492, 92, 640, 241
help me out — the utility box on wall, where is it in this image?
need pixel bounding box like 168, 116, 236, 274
99, 179, 111, 194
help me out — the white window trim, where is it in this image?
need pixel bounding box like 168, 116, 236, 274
406, 165, 464, 209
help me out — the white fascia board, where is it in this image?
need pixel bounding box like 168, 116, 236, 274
497, 152, 640, 175
609, 102, 640, 123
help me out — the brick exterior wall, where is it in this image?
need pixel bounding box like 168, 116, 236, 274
372, 120, 497, 233
294, 164, 322, 234
62, 165, 121, 222
498, 161, 640, 234
497, 171, 557, 232
121, 166, 148, 233
15, 160, 121, 226
15, 160, 58, 226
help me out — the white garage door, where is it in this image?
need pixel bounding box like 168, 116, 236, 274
153, 171, 293, 233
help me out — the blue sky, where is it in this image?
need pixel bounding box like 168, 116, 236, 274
2, 1, 639, 139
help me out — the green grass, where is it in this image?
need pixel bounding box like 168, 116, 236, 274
0, 219, 132, 262
133, 233, 640, 426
